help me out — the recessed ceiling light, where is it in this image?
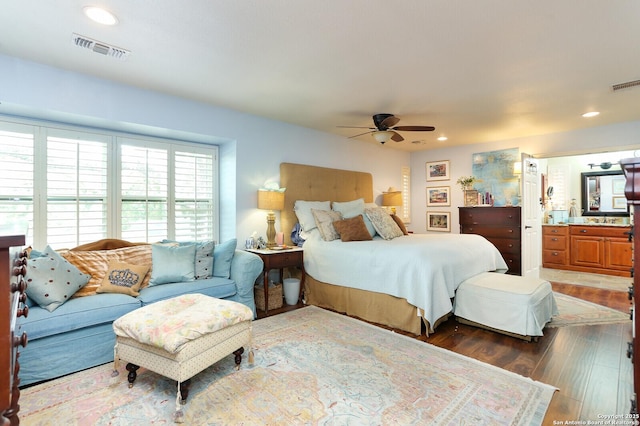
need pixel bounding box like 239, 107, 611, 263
83, 6, 118, 25
582, 111, 600, 118
437, 136, 448, 141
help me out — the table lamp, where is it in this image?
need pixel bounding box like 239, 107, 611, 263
258, 189, 285, 248
382, 187, 403, 215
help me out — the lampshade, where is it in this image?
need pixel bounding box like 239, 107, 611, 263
258, 190, 284, 211
513, 162, 522, 175
372, 131, 394, 144
382, 190, 403, 207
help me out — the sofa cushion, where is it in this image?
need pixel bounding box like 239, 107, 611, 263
25, 246, 91, 312
95, 260, 150, 296
213, 238, 237, 278
137, 277, 236, 306
20, 293, 140, 340
62, 245, 153, 297
150, 243, 196, 285
162, 239, 215, 279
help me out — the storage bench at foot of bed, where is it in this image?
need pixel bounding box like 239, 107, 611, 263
453, 272, 558, 341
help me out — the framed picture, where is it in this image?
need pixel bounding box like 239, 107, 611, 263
612, 178, 625, 195
613, 196, 627, 209
426, 186, 450, 207
426, 211, 451, 232
426, 160, 450, 181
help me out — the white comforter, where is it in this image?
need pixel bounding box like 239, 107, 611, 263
303, 233, 508, 330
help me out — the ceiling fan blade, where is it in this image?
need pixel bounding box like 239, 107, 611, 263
392, 125, 436, 132
380, 115, 400, 129
337, 125, 375, 129
348, 130, 374, 139
391, 131, 404, 142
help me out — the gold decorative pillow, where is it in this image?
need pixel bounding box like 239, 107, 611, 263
96, 261, 150, 296
333, 215, 373, 242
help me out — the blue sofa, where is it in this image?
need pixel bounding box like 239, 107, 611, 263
18, 241, 263, 386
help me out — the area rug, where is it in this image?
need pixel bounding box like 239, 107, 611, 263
548, 292, 631, 327
20, 306, 556, 425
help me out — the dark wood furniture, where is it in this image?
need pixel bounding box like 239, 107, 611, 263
459, 206, 521, 275
542, 224, 632, 277
246, 247, 304, 313
1, 235, 27, 426
621, 157, 640, 414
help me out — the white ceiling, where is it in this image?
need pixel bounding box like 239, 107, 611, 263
1, 1, 639, 151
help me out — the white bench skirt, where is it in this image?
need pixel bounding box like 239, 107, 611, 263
454, 272, 558, 339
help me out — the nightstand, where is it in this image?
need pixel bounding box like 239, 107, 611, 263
246, 247, 305, 313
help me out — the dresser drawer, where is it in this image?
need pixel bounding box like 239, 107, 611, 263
543, 234, 567, 250
487, 237, 520, 254
543, 225, 568, 236
461, 225, 519, 239
543, 249, 568, 265
264, 250, 303, 269
459, 207, 520, 226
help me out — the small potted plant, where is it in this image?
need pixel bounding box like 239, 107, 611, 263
457, 176, 478, 206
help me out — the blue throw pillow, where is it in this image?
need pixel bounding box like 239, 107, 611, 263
162, 239, 215, 279
25, 245, 91, 312
213, 238, 237, 278
150, 243, 197, 286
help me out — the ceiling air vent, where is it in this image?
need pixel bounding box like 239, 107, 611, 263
611, 79, 640, 92
71, 33, 130, 60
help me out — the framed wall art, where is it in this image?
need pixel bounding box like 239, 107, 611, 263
426, 186, 450, 207
426, 211, 451, 232
426, 160, 450, 181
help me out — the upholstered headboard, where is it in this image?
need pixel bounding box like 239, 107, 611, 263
280, 162, 373, 245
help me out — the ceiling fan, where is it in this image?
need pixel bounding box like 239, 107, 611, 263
338, 113, 435, 144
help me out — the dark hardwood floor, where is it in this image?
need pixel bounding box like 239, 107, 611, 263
258, 282, 634, 423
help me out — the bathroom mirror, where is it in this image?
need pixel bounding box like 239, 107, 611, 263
581, 170, 629, 217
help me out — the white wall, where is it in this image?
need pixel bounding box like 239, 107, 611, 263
0, 54, 410, 245
411, 122, 640, 233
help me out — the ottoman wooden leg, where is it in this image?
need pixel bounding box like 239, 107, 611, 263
178, 378, 191, 404
233, 347, 244, 370
126, 363, 139, 388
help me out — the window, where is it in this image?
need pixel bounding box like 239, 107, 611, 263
401, 166, 411, 223
0, 118, 218, 249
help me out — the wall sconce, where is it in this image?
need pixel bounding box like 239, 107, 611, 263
382, 187, 402, 214
258, 189, 285, 248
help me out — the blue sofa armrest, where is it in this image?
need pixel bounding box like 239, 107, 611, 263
229, 249, 263, 318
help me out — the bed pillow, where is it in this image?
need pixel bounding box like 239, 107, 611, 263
333, 198, 377, 237
294, 200, 331, 233
25, 246, 91, 312
150, 243, 197, 286
333, 215, 373, 242
96, 260, 150, 296
391, 214, 409, 235
365, 207, 404, 240
311, 209, 342, 241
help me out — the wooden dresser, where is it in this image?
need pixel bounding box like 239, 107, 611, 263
1, 235, 28, 426
621, 157, 639, 414
459, 206, 521, 275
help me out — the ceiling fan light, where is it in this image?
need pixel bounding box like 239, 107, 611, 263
372, 131, 394, 144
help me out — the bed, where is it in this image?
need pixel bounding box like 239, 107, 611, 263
279, 162, 508, 335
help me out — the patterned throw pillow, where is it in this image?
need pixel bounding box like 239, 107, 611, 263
25, 246, 91, 312
96, 260, 150, 296
333, 215, 373, 242
365, 207, 404, 240
311, 209, 342, 241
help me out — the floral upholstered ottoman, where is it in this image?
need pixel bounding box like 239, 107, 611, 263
113, 294, 253, 422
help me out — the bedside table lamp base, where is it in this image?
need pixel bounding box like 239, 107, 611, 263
265, 211, 277, 249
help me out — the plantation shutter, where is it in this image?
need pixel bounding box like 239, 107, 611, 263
120, 144, 169, 242
401, 165, 411, 223
174, 150, 215, 241
0, 126, 35, 241
46, 131, 109, 248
